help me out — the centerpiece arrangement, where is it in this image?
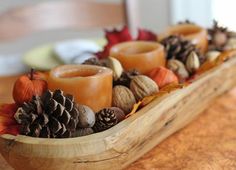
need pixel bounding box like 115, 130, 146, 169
1, 20, 236, 170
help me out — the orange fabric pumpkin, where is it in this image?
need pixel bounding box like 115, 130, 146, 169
13, 69, 48, 105
148, 66, 179, 88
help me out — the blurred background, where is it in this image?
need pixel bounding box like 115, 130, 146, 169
0, 0, 235, 75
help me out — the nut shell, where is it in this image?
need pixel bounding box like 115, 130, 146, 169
167, 59, 189, 82
130, 75, 159, 101
107, 57, 123, 80
206, 51, 220, 62
112, 86, 136, 114
186, 52, 200, 74
77, 104, 95, 128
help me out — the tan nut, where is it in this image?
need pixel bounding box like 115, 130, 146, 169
186, 52, 200, 73
206, 51, 221, 62
107, 57, 123, 80
167, 59, 189, 81
224, 38, 236, 50
130, 75, 159, 101
112, 85, 136, 114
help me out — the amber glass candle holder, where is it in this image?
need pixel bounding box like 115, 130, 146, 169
110, 41, 165, 74
160, 24, 208, 54
48, 65, 113, 112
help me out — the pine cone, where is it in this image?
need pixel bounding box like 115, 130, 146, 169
161, 35, 201, 63
208, 20, 230, 51
113, 69, 140, 87
15, 90, 79, 138
93, 108, 118, 132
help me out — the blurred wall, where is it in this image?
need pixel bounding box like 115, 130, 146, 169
0, 0, 170, 54
0, 0, 170, 32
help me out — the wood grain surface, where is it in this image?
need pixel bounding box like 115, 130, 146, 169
0, 75, 236, 169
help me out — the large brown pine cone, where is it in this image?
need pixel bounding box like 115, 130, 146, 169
15, 90, 79, 138
161, 35, 201, 63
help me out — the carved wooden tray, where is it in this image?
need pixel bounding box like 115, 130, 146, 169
0, 57, 236, 170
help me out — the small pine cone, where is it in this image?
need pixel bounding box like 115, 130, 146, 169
15, 90, 80, 138
93, 108, 118, 132
113, 69, 140, 87
161, 35, 201, 63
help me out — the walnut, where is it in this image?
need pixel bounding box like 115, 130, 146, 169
130, 75, 159, 101
112, 85, 136, 114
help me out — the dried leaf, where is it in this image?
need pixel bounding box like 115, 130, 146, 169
96, 26, 132, 59
126, 83, 187, 118
125, 101, 142, 118
160, 83, 187, 92
140, 91, 167, 107
137, 28, 157, 41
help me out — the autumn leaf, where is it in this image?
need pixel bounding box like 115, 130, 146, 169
0, 125, 20, 136
126, 83, 187, 118
0, 103, 18, 117
137, 28, 157, 41
0, 103, 19, 135
96, 26, 157, 59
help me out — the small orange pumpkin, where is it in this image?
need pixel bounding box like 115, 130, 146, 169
13, 69, 48, 105
148, 66, 179, 88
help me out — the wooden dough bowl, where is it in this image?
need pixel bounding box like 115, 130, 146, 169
0, 57, 236, 170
